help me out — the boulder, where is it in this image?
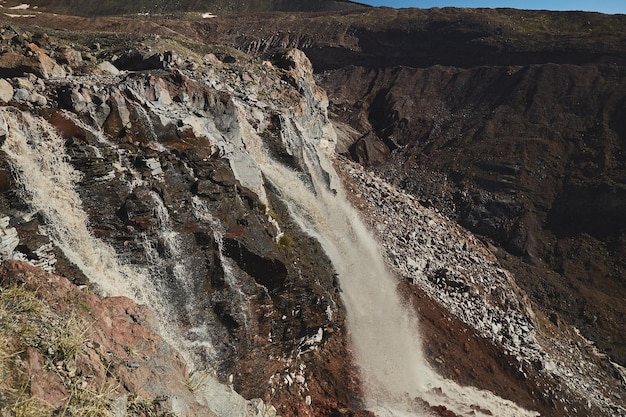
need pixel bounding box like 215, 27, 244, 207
0, 217, 19, 260
13, 87, 29, 102
203, 53, 221, 64
13, 77, 34, 92
150, 76, 172, 105
0, 79, 14, 103
56, 46, 83, 67
88, 102, 112, 129
58, 85, 91, 113
113, 49, 168, 71
103, 90, 131, 138
223, 235, 288, 292
349, 131, 391, 166
0, 48, 65, 79
28, 43, 66, 79
28, 92, 47, 107
0, 112, 8, 142
0, 52, 38, 78
97, 61, 120, 75
210, 164, 237, 186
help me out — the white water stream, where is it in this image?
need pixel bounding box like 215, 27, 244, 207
237, 105, 538, 416
0, 108, 142, 298
1, 97, 537, 416
0, 108, 261, 416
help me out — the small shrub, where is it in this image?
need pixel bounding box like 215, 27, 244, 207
278, 234, 292, 247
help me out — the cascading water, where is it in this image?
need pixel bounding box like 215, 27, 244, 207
1, 56, 537, 415
0, 108, 139, 299
236, 98, 538, 416
0, 107, 263, 417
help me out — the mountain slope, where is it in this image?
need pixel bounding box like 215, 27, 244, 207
195, 5, 626, 369
6, 0, 365, 17
0, 5, 626, 417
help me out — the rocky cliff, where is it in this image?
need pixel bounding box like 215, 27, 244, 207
0, 26, 368, 417
198, 4, 626, 375
0, 5, 625, 417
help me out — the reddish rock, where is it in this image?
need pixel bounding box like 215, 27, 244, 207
56, 46, 84, 68
0, 261, 212, 416
103, 90, 131, 138
27, 347, 68, 409
0, 43, 67, 79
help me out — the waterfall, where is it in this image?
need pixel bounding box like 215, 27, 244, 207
238, 104, 538, 416
0, 108, 139, 298
2, 107, 202, 356
0, 81, 537, 415
0, 107, 264, 417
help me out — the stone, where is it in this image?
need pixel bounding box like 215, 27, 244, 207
110, 394, 129, 417
57, 46, 83, 67
28, 92, 47, 107
0, 53, 31, 77
203, 53, 221, 64
210, 164, 237, 186
58, 86, 91, 113
89, 103, 112, 129
97, 61, 120, 75
0, 224, 19, 260
114, 49, 167, 71
349, 131, 391, 166
144, 158, 163, 176
28, 44, 66, 79
151, 76, 172, 105
14, 77, 34, 91
195, 180, 220, 197
0, 79, 14, 103
0, 112, 8, 143
13, 88, 29, 102
222, 233, 288, 292
27, 347, 68, 408
103, 90, 131, 138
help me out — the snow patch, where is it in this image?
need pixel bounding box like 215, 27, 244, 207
4, 13, 35, 17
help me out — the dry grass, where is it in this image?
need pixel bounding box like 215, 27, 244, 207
0, 284, 181, 417
0, 286, 106, 416
0, 287, 53, 417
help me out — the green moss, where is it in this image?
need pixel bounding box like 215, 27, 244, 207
74, 300, 90, 312
278, 234, 292, 247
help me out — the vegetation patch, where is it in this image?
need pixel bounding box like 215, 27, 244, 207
0, 284, 179, 417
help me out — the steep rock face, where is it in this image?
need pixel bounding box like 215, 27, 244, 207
199, 8, 626, 371
337, 158, 626, 417
0, 32, 366, 416
1, 9, 626, 417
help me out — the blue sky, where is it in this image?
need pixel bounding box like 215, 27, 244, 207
356, 1, 626, 14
